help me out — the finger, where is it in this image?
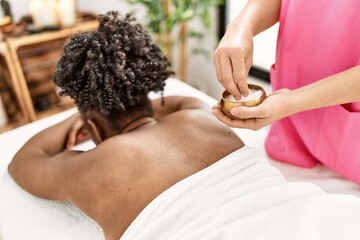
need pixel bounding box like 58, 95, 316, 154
212, 108, 249, 128
230, 106, 269, 119
67, 119, 84, 148
76, 134, 84, 143
230, 50, 249, 97
213, 109, 261, 130
212, 108, 233, 125
212, 103, 222, 111
67, 130, 77, 149
219, 50, 241, 99
76, 130, 91, 143
214, 49, 222, 81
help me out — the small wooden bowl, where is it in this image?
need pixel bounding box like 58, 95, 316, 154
219, 84, 267, 120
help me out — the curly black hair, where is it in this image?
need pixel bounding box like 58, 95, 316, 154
54, 11, 173, 119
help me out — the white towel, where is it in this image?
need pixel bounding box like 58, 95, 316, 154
0, 170, 104, 240
120, 147, 360, 240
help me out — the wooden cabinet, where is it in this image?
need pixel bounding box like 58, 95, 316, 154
0, 20, 98, 132
0, 42, 28, 133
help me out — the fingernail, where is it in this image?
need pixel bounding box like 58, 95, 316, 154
235, 95, 241, 100
77, 135, 83, 141
231, 108, 239, 115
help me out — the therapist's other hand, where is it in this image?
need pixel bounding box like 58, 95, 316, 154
214, 25, 253, 99
212, 89, 291, 130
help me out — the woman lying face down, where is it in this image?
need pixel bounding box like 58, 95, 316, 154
8, 11, 244, 240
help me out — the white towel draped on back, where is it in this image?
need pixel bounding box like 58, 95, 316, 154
120, 147, 360, 240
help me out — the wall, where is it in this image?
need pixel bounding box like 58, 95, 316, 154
8, 0, 143, 32
8, 0, 132, 22
8, 0, 222, 98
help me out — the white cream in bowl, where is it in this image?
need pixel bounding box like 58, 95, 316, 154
225, 89, 263, 102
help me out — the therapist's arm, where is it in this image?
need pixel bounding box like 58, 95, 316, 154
212, 65, 360, 130
227, 0, 281, 36
214, 0, 281, 99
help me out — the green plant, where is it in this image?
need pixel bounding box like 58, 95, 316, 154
125, 0, 224, 82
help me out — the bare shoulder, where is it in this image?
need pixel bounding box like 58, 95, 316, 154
65, 138, 135, 179
62, 140, 144, 227
66, 136, 163, 223
162, 107, 228, 130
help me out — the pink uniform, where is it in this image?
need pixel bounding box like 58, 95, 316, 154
266, 0, 360, 183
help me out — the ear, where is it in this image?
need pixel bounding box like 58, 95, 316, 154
86, 119, 103, 144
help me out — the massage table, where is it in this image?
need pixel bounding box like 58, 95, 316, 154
1, 78, 360, 239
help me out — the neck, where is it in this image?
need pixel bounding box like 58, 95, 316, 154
120, 116, 156, 134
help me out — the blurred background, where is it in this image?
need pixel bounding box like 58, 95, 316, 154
0, 0, 275, 133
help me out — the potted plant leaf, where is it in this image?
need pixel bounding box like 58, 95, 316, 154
126, 0, 224, 82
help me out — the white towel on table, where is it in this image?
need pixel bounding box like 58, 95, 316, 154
0, 163, 104, 240
120, 146, 360, 240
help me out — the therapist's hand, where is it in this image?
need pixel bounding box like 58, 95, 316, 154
214, 24, 253, 99
212, 89, 291, 130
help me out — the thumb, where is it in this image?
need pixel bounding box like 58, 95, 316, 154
230, 105, 268, 119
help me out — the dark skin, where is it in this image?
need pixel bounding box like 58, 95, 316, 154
8, 96, 244, 240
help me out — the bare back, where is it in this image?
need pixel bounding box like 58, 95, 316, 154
65, 109, 244, 240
